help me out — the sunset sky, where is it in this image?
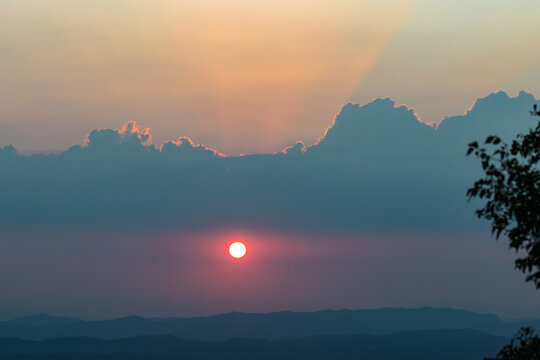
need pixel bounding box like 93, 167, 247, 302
2, 0, 540, 154
1, 1, 540, 322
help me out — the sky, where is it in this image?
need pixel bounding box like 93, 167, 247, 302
1, 0, 540, 321
2, 0, 540, 155
1, 91, 539, 320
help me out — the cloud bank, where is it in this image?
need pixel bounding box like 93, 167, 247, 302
0, 91, 537, 233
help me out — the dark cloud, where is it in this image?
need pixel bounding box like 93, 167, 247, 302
437, 91, 537, 143
278, 141, 306, 156
310, 99, 435, 155
85, 121, 153, 152
161, 136, 224, 160
0, 145, 17, 157
0, 91, 537, 232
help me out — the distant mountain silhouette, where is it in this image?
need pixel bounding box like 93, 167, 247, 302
3, 314, 81, 327
0, 329, 507, 360
0, 307, 535, 341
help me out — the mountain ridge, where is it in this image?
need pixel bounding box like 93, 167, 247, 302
0, 307, 533, 341
0, 329, 508, 360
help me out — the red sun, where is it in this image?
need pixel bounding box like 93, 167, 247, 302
229, 242, 247, 259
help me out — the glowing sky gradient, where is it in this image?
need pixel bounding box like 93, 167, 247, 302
2, 0, 539, 155
2, 227, 538, 320
1, 91, 539, 320
1, 0, 540, 321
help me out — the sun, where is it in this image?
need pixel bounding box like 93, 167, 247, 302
229, 242, 247, 259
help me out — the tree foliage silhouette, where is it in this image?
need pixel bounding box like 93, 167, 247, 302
485, 327, 540, 360
467, 105, 540, 287
467, 105, 540, 359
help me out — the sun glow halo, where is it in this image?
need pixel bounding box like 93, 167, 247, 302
229, 242, 247, 259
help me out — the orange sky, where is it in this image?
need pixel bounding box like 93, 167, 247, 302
1, 0, 539, 154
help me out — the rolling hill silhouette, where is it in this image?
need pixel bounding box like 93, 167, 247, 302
0, 307, 536, 341
0, 329, 507, 360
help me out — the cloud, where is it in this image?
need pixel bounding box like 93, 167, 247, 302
306, 98, 437, 167
0, 91, 537, 232
161, 137, 224, 160
0, 145, 17, 157
310, 98, 434, 150
278, 141, 306, 156
437, 91, 537, 143
82, 120, 154, 153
